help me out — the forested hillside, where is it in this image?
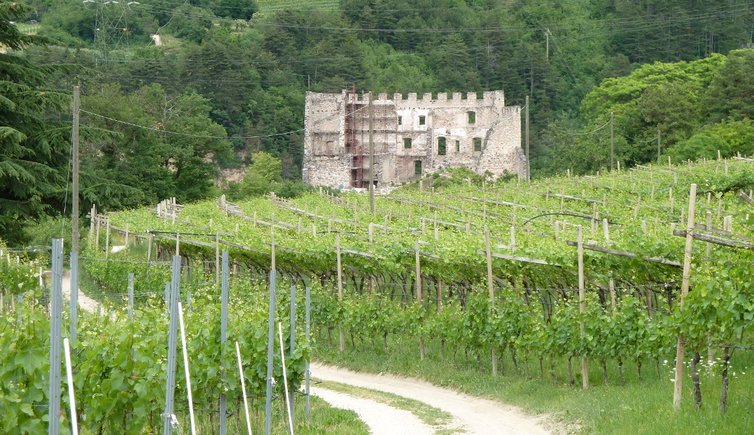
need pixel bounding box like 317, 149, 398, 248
3, 0, 754, 241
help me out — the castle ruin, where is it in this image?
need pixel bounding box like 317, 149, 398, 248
302, 89, 525, 188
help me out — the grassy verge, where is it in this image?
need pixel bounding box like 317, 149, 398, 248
179, 393, 367, 435
315, 379, 455, 431
314, 334, 754, 434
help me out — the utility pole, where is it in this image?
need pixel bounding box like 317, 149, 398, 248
368, 91, 375, 214
70, 85, 80, 344
525, 95, 530, 182
610, 111, 615, 171
657, 127, 662, 164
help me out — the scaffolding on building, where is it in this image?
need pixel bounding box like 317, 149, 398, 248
345, 85, 368, 188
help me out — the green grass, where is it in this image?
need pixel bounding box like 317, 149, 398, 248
180, 394, 368, 435
314, 334, 754, 434
315, 379, 456, 431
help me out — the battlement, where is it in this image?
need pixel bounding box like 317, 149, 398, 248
336, 90, 506, 106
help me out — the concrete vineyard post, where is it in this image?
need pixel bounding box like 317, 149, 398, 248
305, 285, 312, 418
265, 268, 277, 435
48, 239, 64, 435
163, 256, 181, 435
219, 250, 229, 435
127, 273, 134, 318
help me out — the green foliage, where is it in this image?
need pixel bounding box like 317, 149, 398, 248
0, 1, 69, 244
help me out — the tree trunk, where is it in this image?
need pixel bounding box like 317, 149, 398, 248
618, 356, 625, 386
568, 356, 575, 385
720, 345, 731, 414
511, 348, 520, 375
601, 359, 608, 385
550, 357, 557, 385
691, 351, 702, 409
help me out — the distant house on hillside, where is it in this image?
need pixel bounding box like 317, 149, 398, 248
302, 89, 526, 189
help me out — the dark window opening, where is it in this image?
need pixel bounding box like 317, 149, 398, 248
468, 111, 476, 124
398, 116, 402, 125
473, 137, 482, 152
414, 160, 422, 176
403, 137, 412, 149
419, 115, 426, 125
438, 137, 446, 155
455, 140, 460, 152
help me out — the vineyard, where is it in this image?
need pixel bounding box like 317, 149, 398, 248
102, 158, 754, 410
2, 158, 754, 432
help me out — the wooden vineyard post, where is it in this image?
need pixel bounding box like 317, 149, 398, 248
336, 235, 344, 352
485, 226, 497, 376
673, 183, 697, 411
175, 233, 180, 257
577, 227, 589, 389
415, 238, 425, 360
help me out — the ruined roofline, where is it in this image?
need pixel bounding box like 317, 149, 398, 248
306, 90, 507, 106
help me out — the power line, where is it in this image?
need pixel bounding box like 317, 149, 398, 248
80, 109, 303, 139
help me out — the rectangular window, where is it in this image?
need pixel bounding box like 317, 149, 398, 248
438, 137, 447, 155
455, 140, 460, 153
398, 116, 402, 126
414, 160, 422, 176
403, 137, 412, 149
473, 137, 482, 152
467, 111, 476, 124
419, 115, 426, 126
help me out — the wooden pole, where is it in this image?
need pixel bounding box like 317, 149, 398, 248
673, 183, 697, 411
578, 227, 589, 389
336, 235, 344, 352
415, 238, 424, 360
485, 226, 497, 376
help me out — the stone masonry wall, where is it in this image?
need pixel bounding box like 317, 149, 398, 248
303, 90, 525, 188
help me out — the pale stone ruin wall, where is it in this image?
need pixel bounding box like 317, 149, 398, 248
303, 90, 525, 188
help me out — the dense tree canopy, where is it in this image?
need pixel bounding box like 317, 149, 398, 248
1, 2, 69, 243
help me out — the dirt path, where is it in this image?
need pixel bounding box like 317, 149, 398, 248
311, 386, 434, 435
62, 272, 103, 315
311, 363, 553, 435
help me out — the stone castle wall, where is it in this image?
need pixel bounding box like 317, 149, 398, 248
303, 90, 525, 188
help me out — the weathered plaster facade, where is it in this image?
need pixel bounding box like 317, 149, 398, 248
303, 90, 525, 188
